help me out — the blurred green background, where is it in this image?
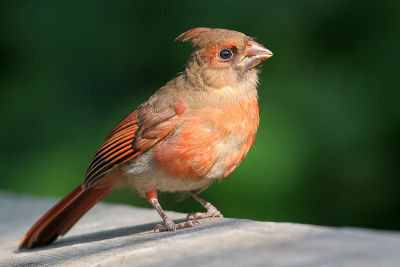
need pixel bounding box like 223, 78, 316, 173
1, 1, 399, 230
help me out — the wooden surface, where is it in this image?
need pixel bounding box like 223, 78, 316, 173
1, 191, 400, 267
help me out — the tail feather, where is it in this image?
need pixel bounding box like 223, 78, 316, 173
19, 185, 112, 249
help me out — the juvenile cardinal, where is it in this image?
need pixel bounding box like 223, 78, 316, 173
19, 27, 273, 249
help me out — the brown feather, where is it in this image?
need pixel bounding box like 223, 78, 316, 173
175, 27, 248, 49
83, 102, 181, 189
83, 110, 140, 188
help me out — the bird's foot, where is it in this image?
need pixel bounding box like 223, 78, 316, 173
186, 206, 224, 220
154, 218, 199, 232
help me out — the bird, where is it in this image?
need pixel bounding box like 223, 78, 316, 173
18, 27, 273, 249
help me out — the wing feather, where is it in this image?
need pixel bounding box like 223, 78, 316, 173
83, 104, 180, 189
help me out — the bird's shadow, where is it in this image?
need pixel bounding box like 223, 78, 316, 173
15, 217, 230, 254
54, 221, 158, 248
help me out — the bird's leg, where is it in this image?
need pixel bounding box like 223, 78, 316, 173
187, 190, 224, 219
146, 190, 199, 232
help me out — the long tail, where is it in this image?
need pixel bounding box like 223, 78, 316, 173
19, 185, 112, 249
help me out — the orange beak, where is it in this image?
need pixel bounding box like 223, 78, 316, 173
239, 40, 273, 71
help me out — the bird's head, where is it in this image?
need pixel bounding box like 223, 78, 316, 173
176, 27, 273, 89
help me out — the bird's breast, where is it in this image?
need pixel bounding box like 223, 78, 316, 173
152, 95, 259, 180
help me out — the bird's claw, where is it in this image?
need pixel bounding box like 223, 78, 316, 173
186, 207, 224, 220
154, 220, 199, 232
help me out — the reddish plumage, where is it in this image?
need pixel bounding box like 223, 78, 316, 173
152, 114, 219, 180
19, 27, 273, 249
19, 186, 112, 249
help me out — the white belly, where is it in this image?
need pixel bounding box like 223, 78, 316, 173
120, 151, 217, 196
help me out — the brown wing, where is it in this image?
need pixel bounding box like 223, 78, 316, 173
83, 110, 140, 188
83, 104, 180, 189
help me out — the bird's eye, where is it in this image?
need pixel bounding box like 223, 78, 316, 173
219, 49, 233, 60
